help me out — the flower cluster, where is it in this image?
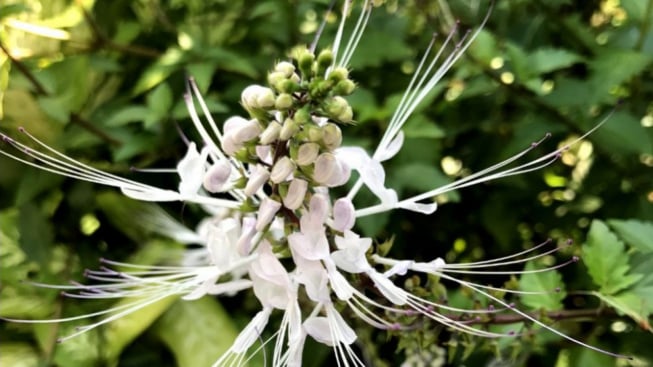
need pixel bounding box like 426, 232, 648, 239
0, 1, 624, 365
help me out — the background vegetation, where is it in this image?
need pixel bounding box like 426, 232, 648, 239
1, 0, 652, 366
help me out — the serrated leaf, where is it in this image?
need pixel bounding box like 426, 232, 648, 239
582, 220, 642, 295
519, 261, 566, 310
594, 291, 652, 332
608, 219, 653, 253
152, 297, 242, 367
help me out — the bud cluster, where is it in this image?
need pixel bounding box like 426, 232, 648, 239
214, 48, 358, 226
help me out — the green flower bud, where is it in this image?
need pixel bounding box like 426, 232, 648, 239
333, 79, 356, 95
274, 61, 296, 77
322, 123, 342, 150
338, 105, 353, 124
325, 96, 348, 117
275, 93, 293, 110
296, 48, 315, 78
316, 49, 334, 76
305, 124, 323, 143
294, 108, 311, 125
327, 67, 349, 83
267, 71, 286, 91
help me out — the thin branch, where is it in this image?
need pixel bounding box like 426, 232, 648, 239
78, 3, 161, 58
0, 40, 49, 96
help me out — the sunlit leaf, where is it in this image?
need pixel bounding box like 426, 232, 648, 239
519, 261, 566, 310
608, 219, 653, 253
152, 297, 242, 367
582, 220, 642, 295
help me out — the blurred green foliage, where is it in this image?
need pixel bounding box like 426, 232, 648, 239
0, 0, 652, 366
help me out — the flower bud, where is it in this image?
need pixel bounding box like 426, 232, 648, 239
325, 158, 351, 187
312, 152, 337, 184
270, 156, 295, 183
279, 118, 299, 141
244, 165, 270, 197
267, 71, 286, 90
325, 96, 349, 117
255, 197, 282, 231
338, 105, 353, 124
234, 119, 262, 143
275, 93, 293, 110
327, 67, 349, 83
237, 217, 257, 256
295, 142, 320, 166
316, 49, 334, 76
333, 79, 356, 95
203, 160, 232, 193
305, 124, 323, 143
294, 108, 311, 125
241, 85, 275, 109
322, 123, 342, 150
332, 197, 355, 232
274, 61, 296, 77
283, 178, 308, 210
297, 48, 315, 76
259, 121, 282, 145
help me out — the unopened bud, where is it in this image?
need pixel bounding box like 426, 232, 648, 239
305, 124, 323, 143
296, 142, 320, 166
274, 61, 296, 77
327, 67, 349, 83
316, 49, 334, 76
244, 165, 270, 196
283, 178, 308, 210
325, 159, 351, 187
234, 119, 262, 143
332, 197, 355, 232
267, 71, 286, 90
296, 48, 314, 77
270, 156, 295, 183
279, 118, 299, 141
322, 123, 342, 150
255, 197, 282, 231
203, 160, 232, 193
338, 105, 353, 124
333, 79, 356, 95
294, 108, 311, 125
325, 96, 349, 117
275, 93, 293, 110
259, 121, 282, 145
241, 85, 275, 109
237, 217, 257, 255
313, 152, 337, 184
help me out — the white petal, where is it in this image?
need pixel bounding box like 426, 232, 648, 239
376, 131, 404, 162
304, 317, 333, 346
232, 308, 272, 353
397, 200, 438, 214
369, 271, 407, 305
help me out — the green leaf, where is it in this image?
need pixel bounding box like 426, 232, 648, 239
402, 114, 445, 139
103, 295, 178, 362
582, 220, 642, 295
152, 297, 242, 367
591, 111, 652, 156
132, 48, 185, 96
390, 162, 450, 195
104, 105, 150, 127
608, 219, 653, 253
593, 291, 652, 332
18, 203, 54, 267
0, 343, 39, 367
526, 48, 582, 75
519, 261, 566, 310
